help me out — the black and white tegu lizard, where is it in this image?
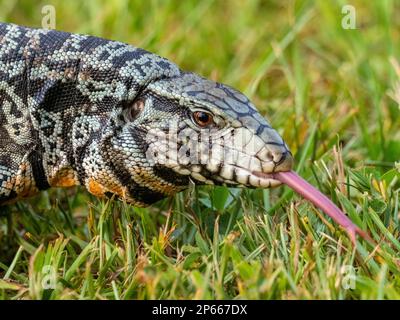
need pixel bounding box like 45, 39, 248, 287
0, 23, 372, 243
0, 22, 293, 207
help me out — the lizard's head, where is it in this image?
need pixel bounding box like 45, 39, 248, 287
89, 72, 292, 206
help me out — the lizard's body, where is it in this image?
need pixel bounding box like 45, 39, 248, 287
0, 23, 292, 207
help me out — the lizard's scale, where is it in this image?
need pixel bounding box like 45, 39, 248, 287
0, 22, 293, 206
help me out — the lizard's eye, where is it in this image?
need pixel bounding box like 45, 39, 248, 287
192, 111, 214, 127
129, 99, 145, 120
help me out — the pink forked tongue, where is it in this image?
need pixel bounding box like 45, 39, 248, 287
272, 171, 371, 245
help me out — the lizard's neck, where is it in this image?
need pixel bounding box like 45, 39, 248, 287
46, 164, 80, 189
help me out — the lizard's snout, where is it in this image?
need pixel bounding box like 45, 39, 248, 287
238, 145, 293, 189
259, 148, 293, 172
255, 138, 293, 174
274, 150, 293, 172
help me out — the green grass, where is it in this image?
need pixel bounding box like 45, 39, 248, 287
0, 0, 399, 299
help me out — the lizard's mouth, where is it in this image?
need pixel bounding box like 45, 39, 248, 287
206, 165, 283, 188
245, 170, 282, 188
251, 171, 281, 186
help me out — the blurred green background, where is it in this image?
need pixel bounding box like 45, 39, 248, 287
0, 0, 399, 300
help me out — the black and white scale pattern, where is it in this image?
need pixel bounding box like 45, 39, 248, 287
0, 22, 292, 206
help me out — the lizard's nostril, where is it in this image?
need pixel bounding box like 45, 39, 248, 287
259, 149, 276, 162
261, 149, 289, 163
265, 150, 274, 161
273, 150, 293, 172
258, 148, 293, 173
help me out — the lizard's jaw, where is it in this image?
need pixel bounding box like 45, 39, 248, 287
178, 146, 293, 188
146, 125, 293, 188
204, 152, 293, 188
210, 165, 282, 188
198, 127, 294, 188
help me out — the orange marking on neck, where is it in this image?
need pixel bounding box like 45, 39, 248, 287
51, 176, 77, 188
49, 168, 78, 188
88, 179, 106, 197
108, 185, 128, 199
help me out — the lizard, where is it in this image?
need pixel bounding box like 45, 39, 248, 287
0, 22, 293, 208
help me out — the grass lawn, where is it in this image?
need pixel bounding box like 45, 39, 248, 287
0, 0, 399, 299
